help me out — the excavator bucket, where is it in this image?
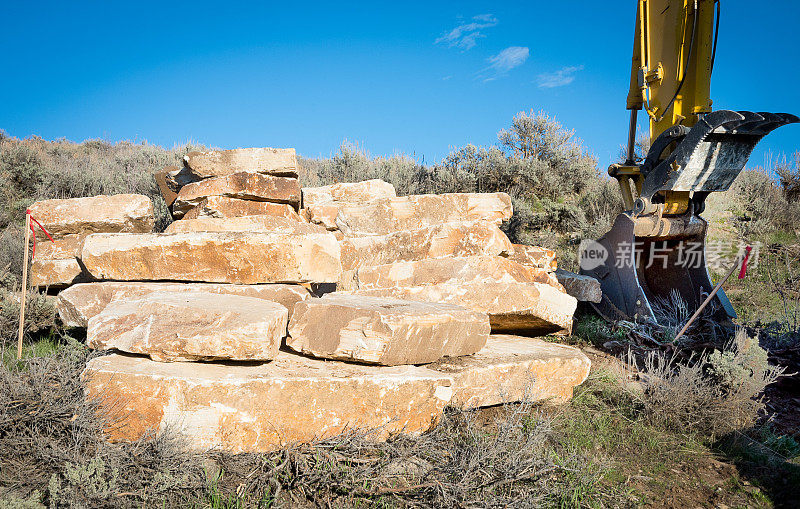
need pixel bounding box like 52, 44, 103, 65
581, 110, 798, 325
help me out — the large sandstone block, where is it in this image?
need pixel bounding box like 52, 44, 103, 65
30, 235, 89, 288
57, 282, 311, 328
173, 173, 301, 216
349, 256, 572, 334
353, 255, 562, 290
184, 148, 298, 179
82, 352, 453, 452
354, 281, 576, 335
81, 232, 341, 284
555, 269, 602, 303
27, 194, 155, 239
287, 294, 489, 365
31, 258, 87, 288
87, 291, 288, 362
182, 196, 302, 221
509, 244, 558, 272
428, 335, 591, 407
339, 221, 512, 271
334, 193, 513, 235
302, 179, 396, 207
164, 215, 326, 234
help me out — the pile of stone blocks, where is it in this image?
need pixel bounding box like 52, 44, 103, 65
155, 147, 301, 221
27, 147, 599, 453
28, 194, 154, 287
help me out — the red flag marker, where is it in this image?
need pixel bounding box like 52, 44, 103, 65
26, 209, 55, 260
738, 245, 752, 280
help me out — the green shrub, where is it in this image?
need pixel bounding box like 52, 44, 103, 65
729, 165, 800, 236
775, 151, 800, 203
632, 329, 784, 439
297, 112, 620, 248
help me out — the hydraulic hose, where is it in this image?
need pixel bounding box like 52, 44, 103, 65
655, 0, 699, 122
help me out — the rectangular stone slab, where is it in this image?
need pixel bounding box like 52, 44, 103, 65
301, 179, 396, 207
334, 193, 513, 235
27, 194, 155, 239
57, 281, 311, 328
82, 352, 453, 453
173, 173, 301, 216
88, 291, 288, 362
353, 280, 577, 335
32, 234, 84, 260
164, 215, 327, 234
287, 293, 489, 365
30, 234, 90, 287
182, 196, 302, 221
339, 222, 513, 271
428, 335, 591, 408
184, 148, 298, 179
80, 232, 341, 284
31, 258, 88, 288
353, 255, 561, 290
509, 244, 558, 272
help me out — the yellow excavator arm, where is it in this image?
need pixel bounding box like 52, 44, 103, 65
628, 0, 715, 137
581, 0, 798, 325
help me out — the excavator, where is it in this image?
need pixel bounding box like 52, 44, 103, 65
580, 0, 798, 325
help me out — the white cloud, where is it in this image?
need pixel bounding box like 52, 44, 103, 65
537, 65, 584, 88
435, 14, 498, 50
484, 46, 529, 78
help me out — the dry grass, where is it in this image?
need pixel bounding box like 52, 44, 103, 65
0, 339, 208, 508
628, 330, 784, 439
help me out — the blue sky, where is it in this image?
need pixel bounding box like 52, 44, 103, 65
2, 1, 798, 169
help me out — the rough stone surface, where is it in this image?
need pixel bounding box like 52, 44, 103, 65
302, 179, 396, 207
30, 258, 87, 288
81, 232, 341, 284
555, 269, 602, 303
339, 221, 513, 271
27, 194, 155, 239
335, 193, 513, 235
181, 196, 302, 221
287, 294, 489, 365
429, 335, 591, 407
165, 215, 326, 234
353, 281, 576, 335
57, 282, 311, 328
30, 235, 88, 288
509, 244, 558, 272
184, 148, 298, 179
82, 352, 453, 452
33, 234, 85, 260
173, 173, 301, 216
306, 202, 344, 230
87, 291, 288, 362
352, 255, 562, 291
